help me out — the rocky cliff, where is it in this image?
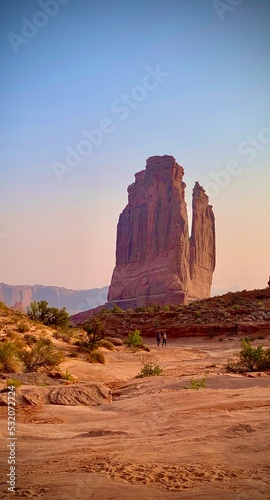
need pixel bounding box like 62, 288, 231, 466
0, 284, 108, 314
108, 155, 215, 308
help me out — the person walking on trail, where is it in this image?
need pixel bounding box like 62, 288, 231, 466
162, 332, 167, 347
156, 332, 161, 347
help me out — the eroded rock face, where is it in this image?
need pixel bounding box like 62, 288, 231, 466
48, 384, 112, 406
108, 156, 215, 307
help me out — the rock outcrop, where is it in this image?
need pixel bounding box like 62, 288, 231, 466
49, 384, 112, 406
108, 155, 215, 308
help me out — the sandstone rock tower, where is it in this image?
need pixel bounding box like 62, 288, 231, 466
108, 155, 215, 308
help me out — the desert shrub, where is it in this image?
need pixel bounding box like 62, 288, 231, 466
163, 305, 171, 312
136, 355, 163, 378
230, 304, 241, 310
27, 301, 69, 329
225, 340, 270, 373
17, 322, 29, 333
5, 330, 17, 340
6, 378, 22, 389
82, 318, 105, 350
24, 334, 38, 346
0, 342, 24, 373
87, 350, 105, 364
112, 304, 124, 314
98, 339, 115, 351
127, 329, 143, 348
189, 377, 207, 390
20, 339, 64, 372
62, 370, 77, 382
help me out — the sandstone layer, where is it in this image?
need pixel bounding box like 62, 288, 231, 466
108, 155, 215, 308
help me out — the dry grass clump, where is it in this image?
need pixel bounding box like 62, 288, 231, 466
87, 350, 105, 364
98, 339, 115, 351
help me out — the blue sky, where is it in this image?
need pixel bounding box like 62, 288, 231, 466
0, 0, 269, 291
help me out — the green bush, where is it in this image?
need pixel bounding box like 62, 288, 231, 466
136, 355, 163, 378
0, 342, 24, 373
20, 339, 64, 372
87, 350, 105, 364
62, 370, 77, 382
17, 322, 29, 333
112, 304, 124, 314
189, 377, 207, 390
127, 329, 143, 348
226, 340, 270, 373
27, 301, 69, 329
6, 378, 22, 389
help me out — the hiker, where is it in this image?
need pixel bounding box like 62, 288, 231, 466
156, 332, 161, 347
162, 332, 167, 347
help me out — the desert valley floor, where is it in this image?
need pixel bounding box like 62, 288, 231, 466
1, 335, 270, 500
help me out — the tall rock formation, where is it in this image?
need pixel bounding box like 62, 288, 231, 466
108, 155, 215, 308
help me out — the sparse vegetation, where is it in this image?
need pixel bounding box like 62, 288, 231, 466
188, 377, 207, 390
6, 378, 22, 389
99, 339, 115, 351
17, 322, 29, 333
226, 340, 270, 373
62, 370, 77, 382
127, 329, 143, 348
81, 318, 105, 350
24, 334, 38, 346
0, 342, 24, 373
87, 350, 105, 364
111, 304, 124, 314
20, 338, 64, 372
27, 301, 69, 329
135, 355, 163, 378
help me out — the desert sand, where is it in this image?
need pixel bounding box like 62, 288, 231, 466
1, 336, 270, 499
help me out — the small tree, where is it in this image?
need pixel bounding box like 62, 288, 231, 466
127, 329, 143, 348
82, 318, 105, 350
27, 301, 69, 329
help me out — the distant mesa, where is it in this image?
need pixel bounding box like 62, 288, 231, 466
0, 283, 109, 315
107, 155, 215, 308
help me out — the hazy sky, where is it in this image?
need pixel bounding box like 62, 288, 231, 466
1, 0, 269, 292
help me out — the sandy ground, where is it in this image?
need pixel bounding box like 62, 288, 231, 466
1, 336, 270, 499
